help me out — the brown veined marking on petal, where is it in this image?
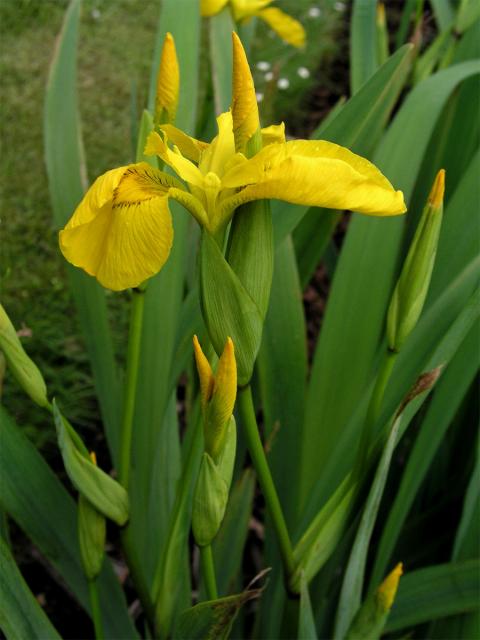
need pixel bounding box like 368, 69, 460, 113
112, 164, 184, 207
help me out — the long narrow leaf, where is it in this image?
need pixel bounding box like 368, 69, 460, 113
0, 408, 138, 639
350, 0, 379, 94
370, 323, 479, 586
44, 0, 121, 461
0, 536, 62, 640
299, 60, 480, 508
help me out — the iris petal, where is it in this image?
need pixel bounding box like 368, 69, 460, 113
221, 140, 406, 217
59, 164, 175, 291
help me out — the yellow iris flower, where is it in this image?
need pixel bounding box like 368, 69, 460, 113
201, 0, 306, 48
59, 33, 406, 292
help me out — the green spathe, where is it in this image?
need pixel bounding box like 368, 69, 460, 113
52, 401, 129, 526
387, 170, 445, 352
192, 417, 236, 546
200, 232, 263, 385
78, 493, 106, 580
0, 304, 49, 409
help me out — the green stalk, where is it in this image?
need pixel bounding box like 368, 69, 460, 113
200, 544, 218, 600
119, 286, 146, 489
88, 579, 104, 640
237, 385, 295, 578
117, 285, 156, 628
354, 349, 398, 480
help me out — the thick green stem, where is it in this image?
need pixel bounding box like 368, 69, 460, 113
117, 286, 155, 628
119, 286, 146, 489
88, 579, 104, 640
200, 544, 218, 600
237, 385, 295, 578
354, 349, 398, 480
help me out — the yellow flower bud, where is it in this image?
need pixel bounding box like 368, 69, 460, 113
231, 32, 260, 152
154, 32, 179, 124
377, 562, 403, 611
193, 336, 237, 459
387, 170, 445, 352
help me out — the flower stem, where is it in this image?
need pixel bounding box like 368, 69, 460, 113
354, 349, 397, 479
119, 286, 146, 489
200, 544, 218, 600
88, 579, 104, 640
237, 385, 295, 578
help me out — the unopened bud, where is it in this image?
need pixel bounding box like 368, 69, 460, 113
231, 32, 260, 153
387, 170, 445, 352
0, 304, 48, 408
377, 562, 403, 612
78, 451, 106, 581
154, 32, 179, 125
193, 336, 237, 460
346, 562, 403, 640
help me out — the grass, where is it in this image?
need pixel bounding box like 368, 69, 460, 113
0, 0, 342, 452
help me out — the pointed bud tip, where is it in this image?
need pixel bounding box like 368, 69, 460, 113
377, 2, 385, 23
89, 451, 97, 465
193, 335, 214, 407
428, 169, 445, 209
378, 562, 403, 611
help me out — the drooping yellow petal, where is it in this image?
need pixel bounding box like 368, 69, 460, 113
257, 7, 306, 48
261, 122, 286, 146
193, 335, 215, 409
59, 164, 175, 291
231, 0, 272, 21
377, 563, 403, 611
158, 124, 209, 162
231, 32, 260, 152
201, 0, 230, 17
145, 131, 204, 187
155, 32, 179, 123
221, 139, 406, 216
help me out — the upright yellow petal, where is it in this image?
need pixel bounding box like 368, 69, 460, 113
221, 139, 406, 216
261, 122, 286, 146
59, 164, 175, 291
158, 124, 209, 162
193, 335, 215, 409
199, 111, 236, 177
257, 7, 306, 48
145, 131, 204, 187
231, 32, 260, 152
201, 0, 229, 17
377, 563, 403, 611
155, 33, 180, 124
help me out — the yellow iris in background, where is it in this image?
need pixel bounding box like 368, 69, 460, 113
59, 33, 406, 292
201, 0, 306, 48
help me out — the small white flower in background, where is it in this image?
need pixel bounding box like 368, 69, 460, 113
257, 61, 271, 71
91, 7, 101, 19
334, 1, 346, 11
256, 92, 264, 103
297, 66, 310, 79
308, 6, 322, 18
264, 71, 274, 82
277, 78, 290, 90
